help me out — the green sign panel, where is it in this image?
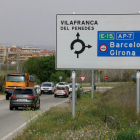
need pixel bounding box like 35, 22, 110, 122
99, 33, 114, 40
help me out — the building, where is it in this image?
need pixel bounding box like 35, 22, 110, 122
20, 52, 39, 62
0, 46, 6, 63
6, 45, 40, 63
7, 52, 40, 64
21, 46, 40, 53
40, 49, 55, 57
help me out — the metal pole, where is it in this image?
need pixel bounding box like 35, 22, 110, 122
121, 70, 122, 82
91, 70, 94, 99
72, 70, 75, 118
98, 70, 100, 91
136, 70, 140, 114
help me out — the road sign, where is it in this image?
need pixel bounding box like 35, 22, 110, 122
105, 76, 108, 79
80, 76, 86, 82
59, 76, 62, 80
132, 75, 135, 79
56, 14, 140, 70
72, 71, 75, 78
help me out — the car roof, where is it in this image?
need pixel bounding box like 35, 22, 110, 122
69, 83, 79, 85
42, 82, 53, 84
58, 82, 67, 83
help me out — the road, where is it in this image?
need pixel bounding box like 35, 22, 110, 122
0, 87, 112, 140
0, 94, 69, 140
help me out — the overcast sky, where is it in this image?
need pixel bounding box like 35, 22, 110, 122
0, 0, 140, 50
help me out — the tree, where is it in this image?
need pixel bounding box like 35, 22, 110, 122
50, 71, 67, 83
23, 55, 70, 83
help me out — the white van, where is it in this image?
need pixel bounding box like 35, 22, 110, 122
41, 82, 55, 94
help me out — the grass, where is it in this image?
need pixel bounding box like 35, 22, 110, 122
80, 82, 131, 87
13, 81, 140, 140
0, 92, 5, 95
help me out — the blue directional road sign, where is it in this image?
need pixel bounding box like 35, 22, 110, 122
98, 31, 140, 57
132, 75, 135, 79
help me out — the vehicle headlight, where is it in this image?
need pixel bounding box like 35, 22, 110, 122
5, 89, 9, 91
41, 87, 43, 90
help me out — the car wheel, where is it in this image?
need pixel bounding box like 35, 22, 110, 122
65, 94, 67, 98
15, 107, 18, 110
67, 94, 69, 97
6, 95, 9, 100
10, 106, 13, 110
54, 94, 56, 97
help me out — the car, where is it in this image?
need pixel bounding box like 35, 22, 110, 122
34, 83, 41, 96
41, 82, 55, 94
9, 87, 40, 110
56, 82, 70, 89
54, 86, 69, 98
69, 83, 82, 94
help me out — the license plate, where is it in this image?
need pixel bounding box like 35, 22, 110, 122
17, 99, 27, 101
44, 90, 48, 92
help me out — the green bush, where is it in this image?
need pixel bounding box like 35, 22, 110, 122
77, 88, 83, 99
0, 75, 5, 93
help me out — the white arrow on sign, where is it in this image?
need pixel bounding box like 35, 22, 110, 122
80, 76, 86, 82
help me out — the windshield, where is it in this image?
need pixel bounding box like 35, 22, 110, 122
58, 83, 64, 85
14, 89, 33, 95
57, 87, 65, 90
42, 84, 51, 87
7, 76, 25, 82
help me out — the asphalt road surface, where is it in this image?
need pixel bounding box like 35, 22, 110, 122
0, 94, 69, 140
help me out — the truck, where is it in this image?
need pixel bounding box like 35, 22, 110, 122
4, 73, 35, 100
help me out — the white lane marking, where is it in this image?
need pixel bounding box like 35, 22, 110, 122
0, 99, 69, 140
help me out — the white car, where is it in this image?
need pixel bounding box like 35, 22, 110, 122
69, 83, 82, 94
34, 84, 41, 95
56, 82, 70, 90
41, 82, 55, 94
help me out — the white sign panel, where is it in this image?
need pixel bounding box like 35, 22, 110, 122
56, 14, 140, 70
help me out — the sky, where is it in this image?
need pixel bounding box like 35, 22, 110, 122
0, 0, 140, 50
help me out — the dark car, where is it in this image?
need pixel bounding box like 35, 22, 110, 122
9, 87, 40, 110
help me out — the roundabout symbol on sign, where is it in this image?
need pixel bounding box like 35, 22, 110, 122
70, 33, 92, 58
100, 44, 107, 52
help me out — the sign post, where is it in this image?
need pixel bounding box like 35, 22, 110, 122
105, 76, 108, 83
91, 70, 94, 99
72, 70, 75, 118
59, 76, 62, 82
98, 71, 100, 91
136, 71, 140, 114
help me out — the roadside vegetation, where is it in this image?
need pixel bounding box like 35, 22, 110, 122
80, 82, 130, 87
13, 82, 140, 140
